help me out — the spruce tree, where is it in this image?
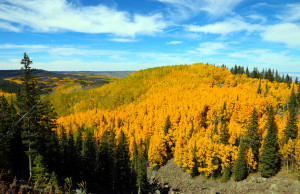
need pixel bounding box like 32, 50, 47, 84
244, 108, 260, 163
81, 131, 97, 186
297, 84, 300, 108
283, 85, 298, 144
259, 106, 280, 178
114, 130, 134, 193
257, 79, 262, 94
95, 130, 114, 192
191, 141, 199, 177
232, 141, 247, 181
164, 115, 171, 135
275, 70, 281, 82
220, 103, 229, 145
18, 52, 41, 178
246, 67, 250, 77
132, 139, 148, 193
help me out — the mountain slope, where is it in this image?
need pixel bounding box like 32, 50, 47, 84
54, 63, 298, 178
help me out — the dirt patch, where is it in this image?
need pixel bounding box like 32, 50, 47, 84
147, 159, 300, 194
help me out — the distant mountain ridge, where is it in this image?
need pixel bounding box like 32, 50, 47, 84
0, 70, 133, 79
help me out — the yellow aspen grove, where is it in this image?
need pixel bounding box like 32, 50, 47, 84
50, 63, 295, 180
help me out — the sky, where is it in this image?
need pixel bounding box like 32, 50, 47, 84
0, 0, 300, 72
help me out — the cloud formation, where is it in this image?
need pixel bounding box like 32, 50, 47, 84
185, 18, 263, 35
166, 41, 183, 44
190, 42, 226, 55
0, 0, 167, 37
261, 23, 300, 48
157, 0, 243, 19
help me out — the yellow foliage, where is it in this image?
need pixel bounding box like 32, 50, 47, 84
53, 63, 294, 175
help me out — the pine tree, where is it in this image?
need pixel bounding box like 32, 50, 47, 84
283, 85, 298, 144
81, 131, 97, 186
259, 106, 280, 178
244, 108, 260, 164
164, 115, 171, 135
113, 130, 134, 193
232, 141, 247, 181
17, 53, 41, 178
297, 84, 300, 108
246, 67, 250, 77
220, 103, 229, 145
190, 141, 199, 177
0, 95, 11, 178
275, 70, 281, 82
257, 79, 262, 94
264, 82, 268, 97
132, 139, 148, 193
32, 154, 50, 188
95, 130, 114, 192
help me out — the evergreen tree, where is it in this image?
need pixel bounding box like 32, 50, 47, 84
32, 154, 50, 188
275, 70, 281, 82
232, 141, 247, 181
17, 53, 42, 178
246, 67, 250, 77
113, 130, 134, 193
81, 131, 97, 186
283, 85, 298, 143
251, 67, 259, 78
220, 103, 229, 145
297, 84, 300, 108
0, 95, 12, 178
132, 139, 148, 193
58, 126, 68, 180
95, 130, 115, 192
264, 82, 268, 97
164, 115, 171, 135
257, 79, 262, 94
191, 141, 199, 177
66, 131, 77, 180
259, 106, 280, 178
244, 108, 260, 163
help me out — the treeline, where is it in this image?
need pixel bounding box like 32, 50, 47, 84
0, 98, 146, 193
0, 69, 117, 94
229, 65, 295, 86
0, 79, 23, 93
0, 53, 145, 193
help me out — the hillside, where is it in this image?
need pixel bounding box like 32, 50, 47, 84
0, 70, 124, 94
1, 63, 300, 193
53, 63, 300, 178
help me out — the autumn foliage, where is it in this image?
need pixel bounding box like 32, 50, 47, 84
51, 63, 300, 179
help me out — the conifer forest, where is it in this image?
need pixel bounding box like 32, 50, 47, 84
1, 53, 300, 193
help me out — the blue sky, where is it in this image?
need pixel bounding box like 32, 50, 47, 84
0, 0, 300, 72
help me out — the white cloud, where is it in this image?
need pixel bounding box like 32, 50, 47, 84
0, 21, 21, 32
229, 49, 300, 69
276, 3, 300, 22
189, 42, 226, 55
246, 14, 267, 23
0, 44, 49, 49
0, 0, 167, 37
261, 23, 300, 48
166, 41, 183, 44
157, 0, 243, 19
48, 47, 130, 57
109, 38, 137, 42
185, 18, 263, 35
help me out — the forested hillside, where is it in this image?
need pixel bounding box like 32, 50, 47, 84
1, 57, 300, 193
55, 63, 300, 179
0, 70, 121, 95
